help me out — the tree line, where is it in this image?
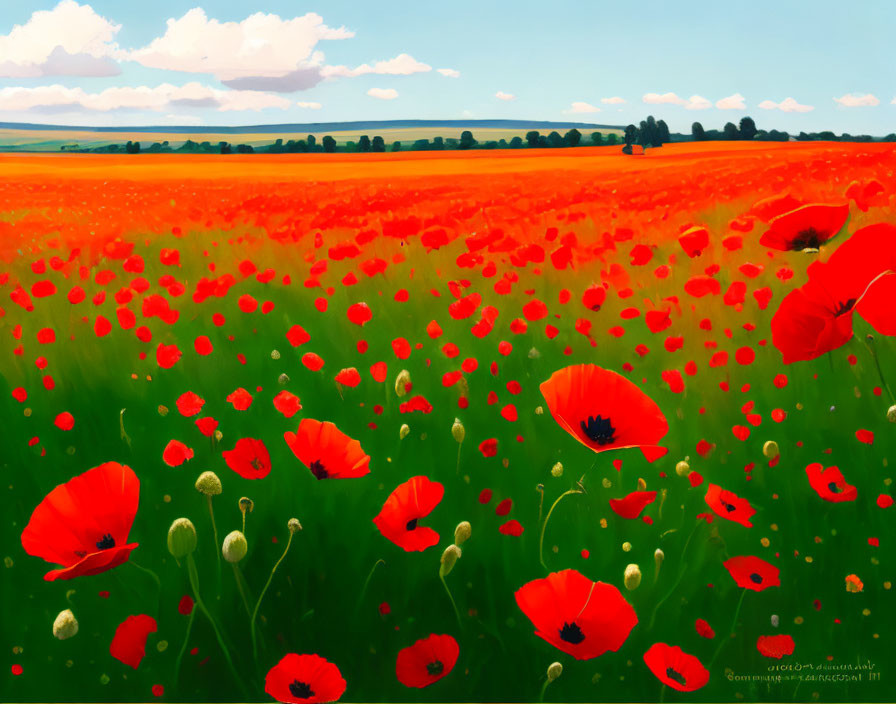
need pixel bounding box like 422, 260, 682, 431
689, 116, 892, 143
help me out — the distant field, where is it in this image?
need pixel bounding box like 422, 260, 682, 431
0, 125, 624, 152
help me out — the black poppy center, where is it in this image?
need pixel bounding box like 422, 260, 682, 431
406, 518, 418, 531
288, 680, 315, 699
580, 415, 616, 445
309, 460, 329, 480
721, 500, 737, 513
827, 481, 843, 493
666, 667, 687, 686
790, 228, 823, 251
559, 621, 585, 644
750, 573, 763, 584
833, 298, 857, 317
426, 660, 444, 676
96, 533, 116, 550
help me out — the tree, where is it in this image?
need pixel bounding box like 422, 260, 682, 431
563, 129, 582, 147
307, 135, 317, 150
637, 121, 651, 149
656, 119, 670, 145
606, 133, 618, 145
739, 116, 757, 141
723, 122, 739, 140
691, 122, 706, 141
322, 135, 336, 152
358, 135, 371, 152
591, 132, 603, 146
624, 124, 638, 146
459, 130, 476, 150
371, 136, 385, 152
391, 141, 403, 151
431, 136, 445, 151
509, 136, 523, 148
125, 140, 141, 154
235, 144, 254, 154
219, 141, 232, 154
412, 139, 430, 150
526, 130, 540, 147
645, 115, 661, 147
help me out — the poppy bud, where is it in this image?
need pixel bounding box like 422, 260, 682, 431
547, 662, 563, 682
536, 483, 544, 492
528, 347, 540, 359
535, 406, 544, 415
654, 548, 665, 565
158, 405, 169, 416
439, 544, 462, 577
222, 530, 248, 563
763, 440, 780, 459
452, 418, 465, 444
637, 477, 647, 491
622, 541, 632, 552
551, 462, 563, 478
278, 373, 290, 386
239, 497, 254, 514
624, 563, 642, 591
195, 471, 222, 496
52, 609, 78, 640
214, 429, 223, 442
288, 518, 302, 534
675, 460, 690, 477
771, 614, 780, 627
271, 349, 281, 360
454, 521, 472, 546
167, 517, 198, 558
845, 574, 864, 593
395, 369, 411, 397
888, 405, 896, 423
399, 424, 410, 440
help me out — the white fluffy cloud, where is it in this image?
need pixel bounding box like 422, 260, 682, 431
716, 93, 746, 109
684, 95, 712, 110
126, 8, 352, 92
437, 68, 460, 78
566, 101, 600, 114
643, 92, 686, 105
367, 87, 398, 100
758, 97, 814, 113
601, 96, 626, 104
322, 53, 431, 78
296, 101, 322, 109
495, 91, 515, 101
0, 1, 122, 77
834, 93, 879, 107
0, 83, 291, 113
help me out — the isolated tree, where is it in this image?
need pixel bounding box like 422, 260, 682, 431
691, 122, 706, 141
623, 124, 638, 146
358, 135, 371, 152
723, 122, 739, 140
591, 132, 603, 146
564, 128, 582, 147
644, 115, 660, 147
526, 130, 541, 147
371, 136, 385, 152
459, 130, 477, 150
656, 119, 671, 145
739, 116, 758, 141
638, 121, 651, 149
322, 135, 337, 152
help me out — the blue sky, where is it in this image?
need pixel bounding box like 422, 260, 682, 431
0, 0, 894, 134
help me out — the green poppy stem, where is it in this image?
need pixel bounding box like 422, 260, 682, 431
206, 494, 221, 592
538, 680, 550, 703
232, 563, 252, 619
864, 335, 896, 404
539, 489, 583, 570
185, 554, 247, 699
455, 441, 462, 475
709, 588, 747, 669
440, 573, 463, 631
355, 558, 385, 616
174, 608, 196, 686
251, 530, 295, 662
647, 520, 702, 630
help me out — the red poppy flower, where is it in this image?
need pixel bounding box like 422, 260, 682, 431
110, 614, 157, 669
539, 364, 668, 456
264, 653, 346, 704
723, 555, 780, 592
756, 634, 795, 659
162, 439, 193, 467
395, 634, 459, 688
805, 463, 857, 502
373, 476, 444, 552
760, 203, 849, 251
643, 643, 709, 692
514, 569, 637, 660
21, 461, 140, 581
704, 484, 755, 527
770, 262, 858, 364
609, 490, 657, 519
284, 419, 370, 480
223, 438, 271, 480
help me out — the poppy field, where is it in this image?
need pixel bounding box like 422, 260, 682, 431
2, 142, 896, 703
